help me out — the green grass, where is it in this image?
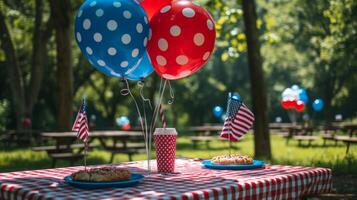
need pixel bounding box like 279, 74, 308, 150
0, 134, 356, 175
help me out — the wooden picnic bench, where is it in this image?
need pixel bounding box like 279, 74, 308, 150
292, 127, 318, 146
281, 126, 318, 146
281, 125, 301, 144
94, 131, 145, 162
334, 124, 357, 155
188, 126, 221, 149
35, 131, 145, 166
322, 125, 341, 146
34, 132, 98, 167
0, 130, 42, 147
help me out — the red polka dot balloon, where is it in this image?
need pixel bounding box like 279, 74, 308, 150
147, 0, 216, 80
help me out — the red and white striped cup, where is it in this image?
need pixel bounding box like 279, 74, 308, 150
154, 128, 177, 173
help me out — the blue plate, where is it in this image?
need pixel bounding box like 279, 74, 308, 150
202, 160, 265, 170
64, 173, 144, 189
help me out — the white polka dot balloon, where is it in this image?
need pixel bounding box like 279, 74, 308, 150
75, 0, 152, 80
147, 0, 216, 80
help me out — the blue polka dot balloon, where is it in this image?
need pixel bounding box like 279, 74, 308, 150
75, 0, 151, 80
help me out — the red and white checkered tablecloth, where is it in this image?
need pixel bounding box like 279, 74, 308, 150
0, 159, 332, 200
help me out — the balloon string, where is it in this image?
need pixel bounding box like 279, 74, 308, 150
167, 80, 175, 104
148, 79, 167, 169
121, 79, 150, 172
149, 79, 167, 134
142, 95, 150, 173
137, 80, 152, 173
149, 78, 163, 134
137, 81, 152, 109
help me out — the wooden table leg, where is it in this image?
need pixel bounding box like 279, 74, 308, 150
346, 142, 350, 155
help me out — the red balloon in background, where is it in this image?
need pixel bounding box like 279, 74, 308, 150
281, 98, 290, 109
140, 0, 172, 20
287, 98, 297, 109
122, 124, 131, 131
295, 100, 305, 112
147, 0, 216, 80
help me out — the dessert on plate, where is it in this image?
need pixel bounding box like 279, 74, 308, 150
71, 167, 131, 182
211, 154, 254, 165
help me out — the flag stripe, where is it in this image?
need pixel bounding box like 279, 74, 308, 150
232, 119, 250, 130
240, 106, 254, 117
234, 118, 251, 129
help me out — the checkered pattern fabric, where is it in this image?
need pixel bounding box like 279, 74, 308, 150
0, 159, 332, 200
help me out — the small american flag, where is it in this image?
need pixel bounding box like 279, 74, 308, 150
72, 98, 89, 142
220, 96, 254, 141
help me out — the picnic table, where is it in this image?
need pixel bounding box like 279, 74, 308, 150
34, 131, 145, 166
334, 124, 357, 154
281, 126, 318, 146
0, 158, 332, 199
322, 125, 341, 146
188, 126, 222, 149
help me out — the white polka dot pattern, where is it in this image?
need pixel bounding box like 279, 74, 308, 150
86, 47, 93, 55
113, 1, 121, 7
107, 47, 117, 56
156, 55, 167, 66
95, 9, 104, 17
193, 33, 205, 46
158, 38, 168, 51
170, 25, 181, 37
107, 20, 118, 31
176, 55, 188, 65
97, 60, 106, 66
136, 23, 143, 33
76, 32, 82, 42
93, 33, 102, 42
160, 5, 171, 13
121, 34, 131, 44
83, 19, 91, 30
90, 1, 97, 7
182, 8, 195, 18
154, 135, 177, 173
123, 10, 132, 19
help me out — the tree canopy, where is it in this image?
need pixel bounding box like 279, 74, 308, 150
0, 0, 356, 131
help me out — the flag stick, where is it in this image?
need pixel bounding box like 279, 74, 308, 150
84, 141, 88, 171
229, 138, 232, 156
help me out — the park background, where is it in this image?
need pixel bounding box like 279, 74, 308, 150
0, 0, 356, 196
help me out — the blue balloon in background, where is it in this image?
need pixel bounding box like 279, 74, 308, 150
232, 92, 241, 101
125, 52, 153, 80
312, 99, 324, 111
298, 89, 309, 103
213, 106, 223, 118
75, 0, 150, 79
116, 116, 130, 126
291, 84, 300, 91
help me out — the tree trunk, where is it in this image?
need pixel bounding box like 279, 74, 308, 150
0, 10, 25, 129
27, 0, 52, 118
242, 0, 271, 159
49, 0, 73, 131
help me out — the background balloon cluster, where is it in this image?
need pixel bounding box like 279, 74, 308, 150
75, 0, 216, 81
281, 85, 325, 112
281, 85, 307, 112
116, 116, 131, 130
